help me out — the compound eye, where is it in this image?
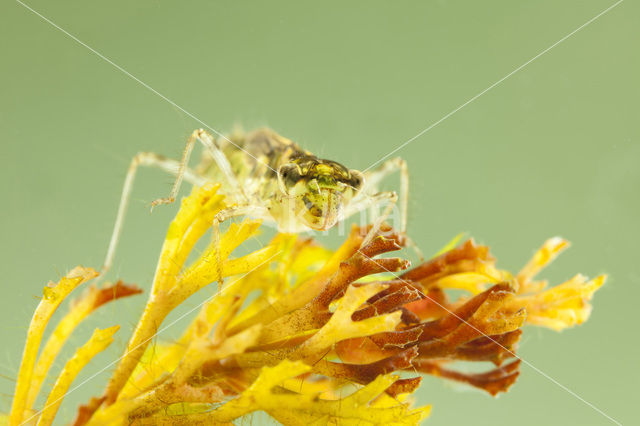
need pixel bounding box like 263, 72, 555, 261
277, 163, 302, 194
350, 170, 365, 190
278, 164, 300, 180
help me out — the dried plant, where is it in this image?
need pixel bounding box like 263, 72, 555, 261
5, 183, 604, 425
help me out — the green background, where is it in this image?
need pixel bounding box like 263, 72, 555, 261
1, 1, 637, 424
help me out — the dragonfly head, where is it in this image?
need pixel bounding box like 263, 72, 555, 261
277, 157, 364, 231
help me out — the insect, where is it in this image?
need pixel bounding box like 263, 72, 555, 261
100, 127, 411, 280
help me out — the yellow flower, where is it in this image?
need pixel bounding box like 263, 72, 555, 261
6, 184, 604, 425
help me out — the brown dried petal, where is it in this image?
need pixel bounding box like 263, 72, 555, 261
315, 347, 419, 386
92, 281, 143, 310
418, 283, 515, 342
352, 287, 423, 321
412, 359, 521, 396
369, 326, 424, 349
401, 239, 493, 283
456, 330, 522, 365
386, 377, 423, 397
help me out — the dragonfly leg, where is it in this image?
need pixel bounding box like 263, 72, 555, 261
343, 190, 397, 244
188, 129, 250, 203
151, 129, 247, 208
359, 157, 409, 233
101, 152, 206, 281
346, 157, 424, 260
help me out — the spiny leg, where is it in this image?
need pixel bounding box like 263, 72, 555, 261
361, 157, 409, 233
346, 191, 423, 260
102, 128, 251, 281
211, 205, 270, 288
101, 152, 206, 280
359, 157, 423, 259
343, 191, 398, 248
151, 128, 248, 208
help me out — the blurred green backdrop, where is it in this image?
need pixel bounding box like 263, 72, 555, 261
1, 1, 637, 425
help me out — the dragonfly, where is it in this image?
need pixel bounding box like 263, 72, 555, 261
101, 127, 412, 280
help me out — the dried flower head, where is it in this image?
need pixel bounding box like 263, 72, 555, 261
5, 184, 604, 425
